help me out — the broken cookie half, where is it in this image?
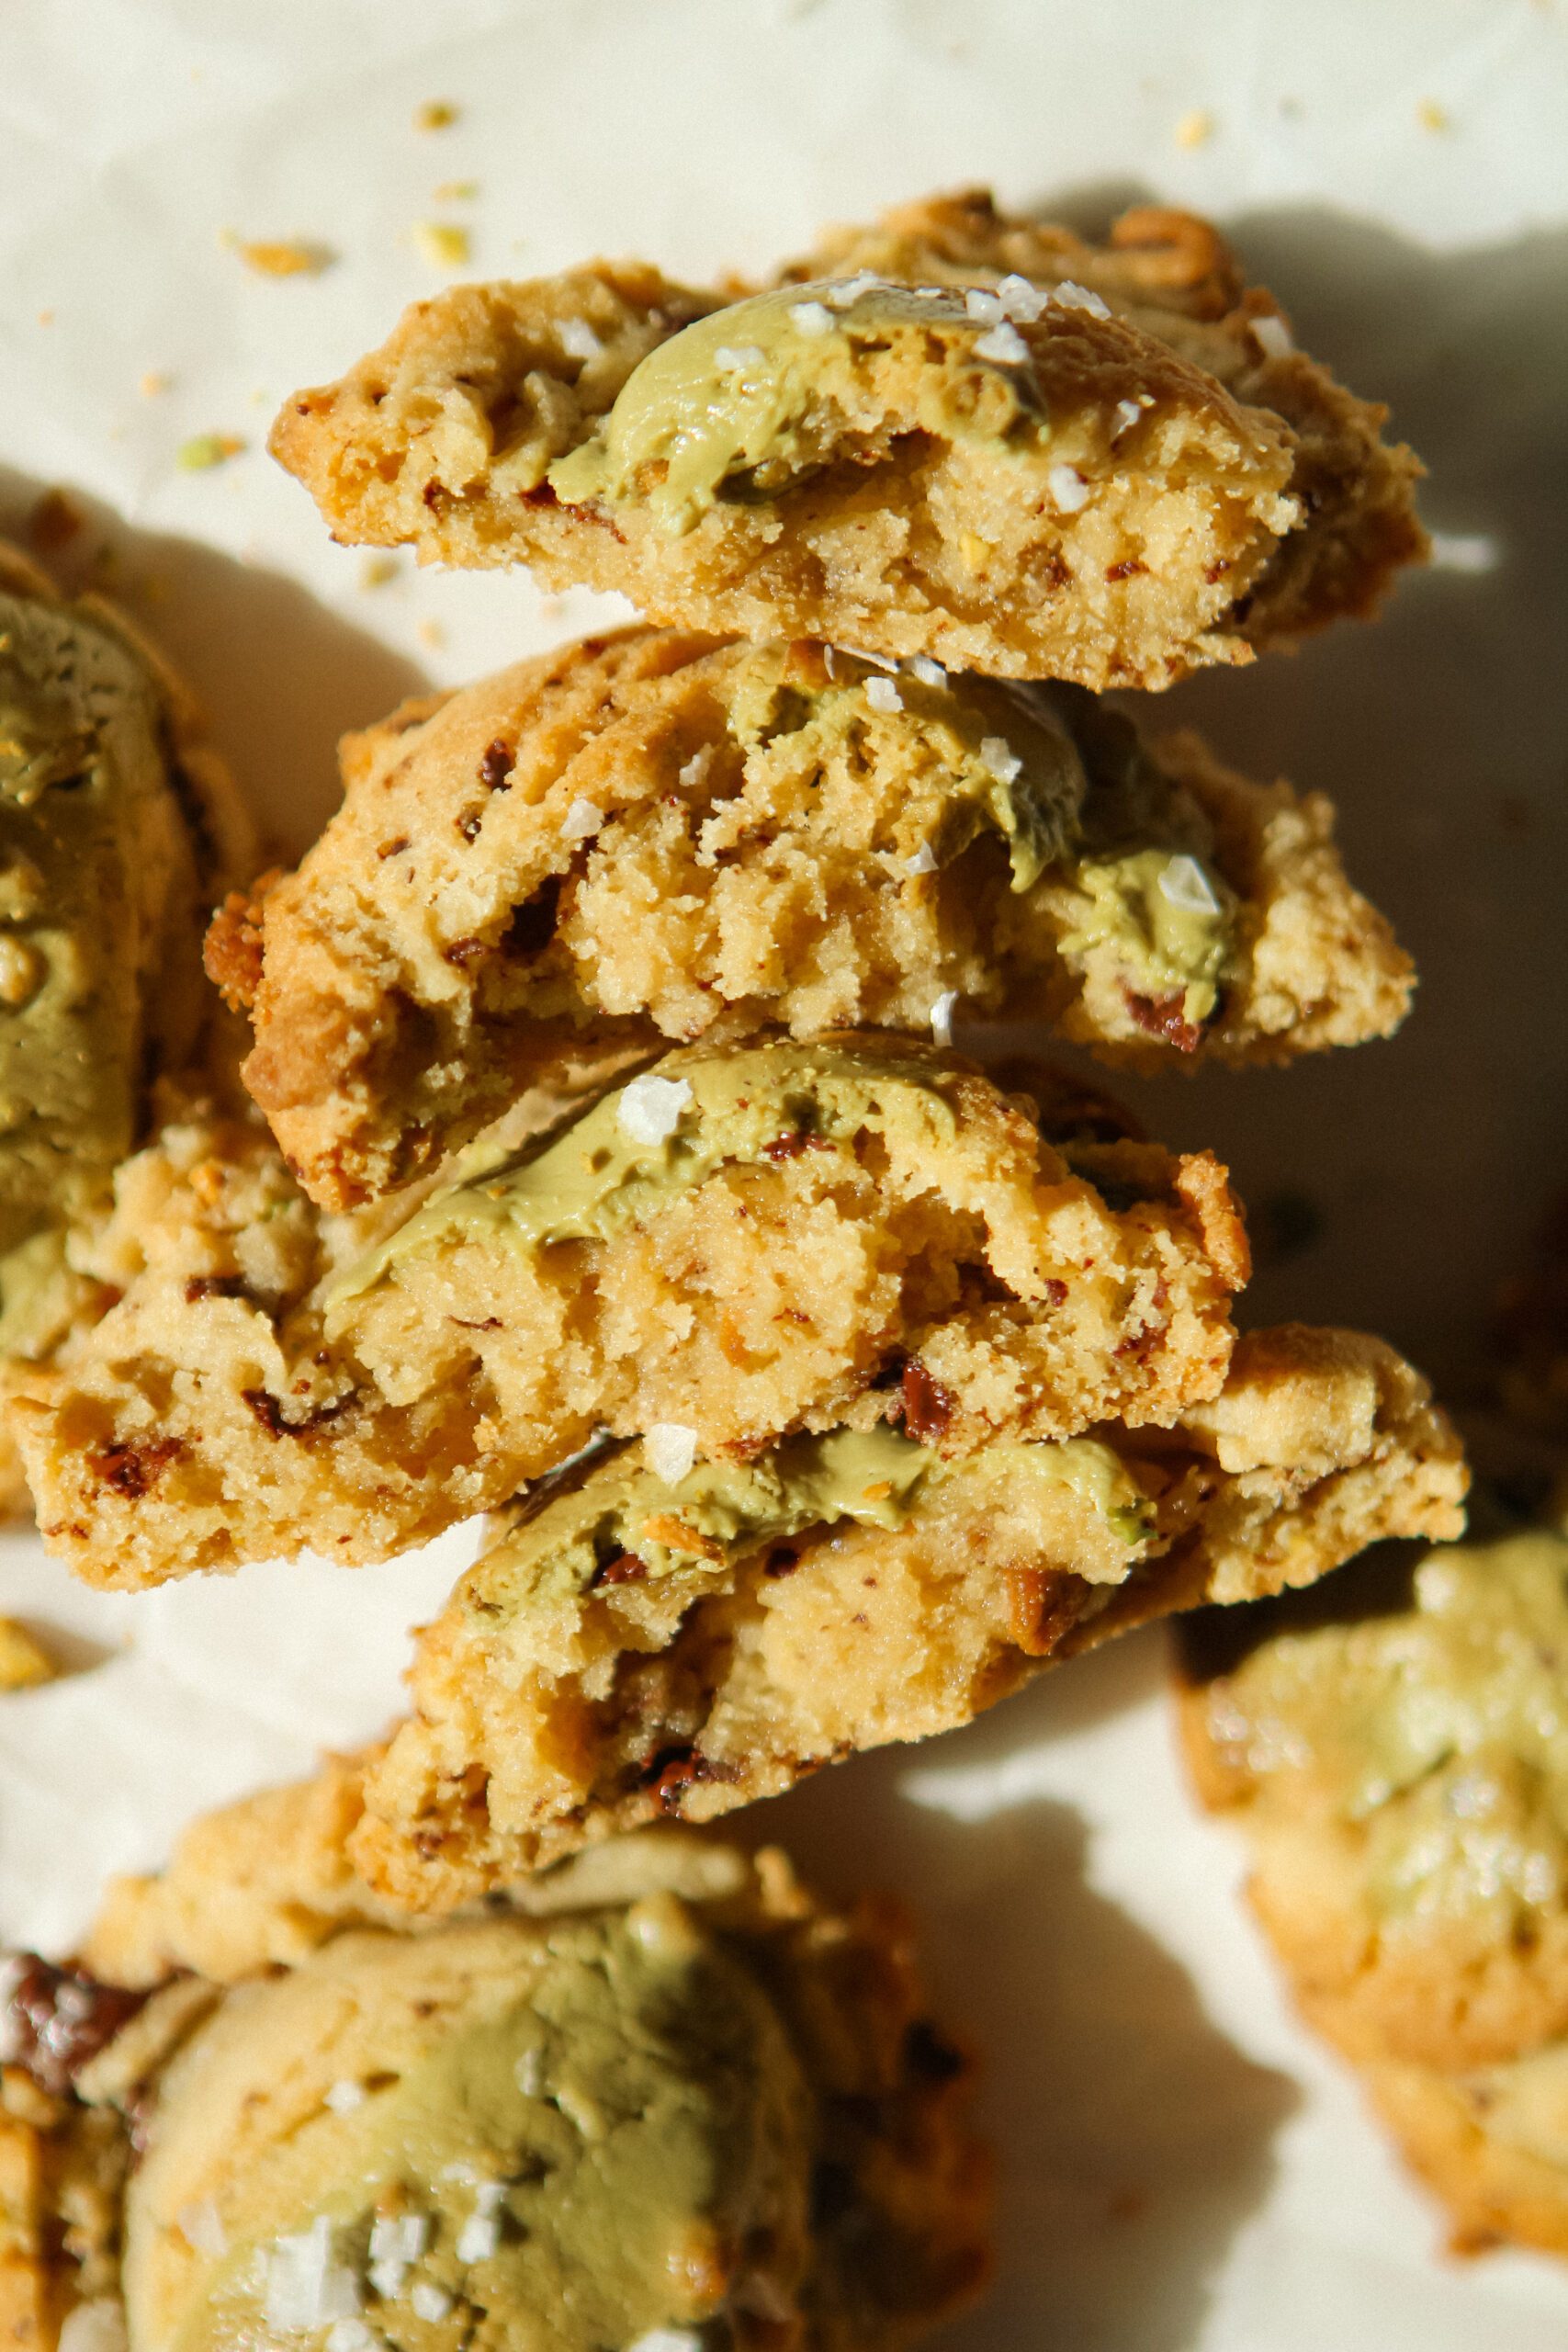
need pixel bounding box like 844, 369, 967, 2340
268, 192, 1424, 690
346, 1322, 1465, 1905
9, 1035, 1247, 1588
210, 628, 1413, 1212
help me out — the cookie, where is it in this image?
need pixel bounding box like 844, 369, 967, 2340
10, 1038, 1249, 1589
0, 542, 256, 1521
1354, 2037, 1568, 2258
210, 629, 1413, 1210
1178, 1531, 1568, 2075
268, 194, 1423, 690
347, 1322, 1464, 1903
6, 1789, 987, 2352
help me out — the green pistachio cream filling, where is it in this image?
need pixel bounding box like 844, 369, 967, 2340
479, 1419, 1156, 1620
0, 589, 204, 1354
547, 277, 1052, 531
1218, 1532, 1568, 1933
326, 1039, 970, 1318
135, 1910, 812, 2352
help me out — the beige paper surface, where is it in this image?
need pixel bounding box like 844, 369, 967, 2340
3, 3, 1567, 2341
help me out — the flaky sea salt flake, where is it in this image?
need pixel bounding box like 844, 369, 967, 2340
904, 842, 939, 877
789, 300, 834, 336
974, 322, 1030, 367
1052, 279, 1111, 320
864, 674, 903, 713
1158, 855, 1221, 916
930, 990, 959, 1048
456, 2214, 499, 2266
1250, 313, 1293, 360
177, 2199, 227, 2256
617, 1075, 693, 1147
1047, 462, 1089, 513
57, 2304, 127, 2352
558, 318, 604, 362
824, 272, 884, 310
979, 737, 1022, 786
646, 1424, 699, 1484
411, 2286, 453, 2324
996, 273, 1047, 323
560, 796, 604, 841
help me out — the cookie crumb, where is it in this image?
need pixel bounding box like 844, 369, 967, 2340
359, 554, 400, 589
176, 434, 245, 471
1174, 107, 1214, 150
412, 221, 470, 270
433, 180, 479, 203
139, 369, 172, 398
1416, 97, 1451, 133
413, 99, 458, 131
0, 1618, 55, 1692
232, 237, 335, 278
415, 617, 446, 650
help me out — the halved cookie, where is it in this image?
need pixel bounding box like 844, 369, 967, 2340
268, 194, 1423, 689
9, 1037, 1247, 1587
209, 629, 1413, 1210
347, 1323, 1465, 1903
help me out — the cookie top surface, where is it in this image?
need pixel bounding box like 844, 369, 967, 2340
218, 627, 1411, 1212
124, 1905, 811, 2352
1179, 1530, 1568, 2070
269, 194, 1423, 687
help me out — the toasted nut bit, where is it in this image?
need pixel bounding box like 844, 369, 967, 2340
0, 937, 42, 1008
234, 238, 335, 278
176, 434, 244, 471
412, 222, 470, 270
0, 1619, 56, 1691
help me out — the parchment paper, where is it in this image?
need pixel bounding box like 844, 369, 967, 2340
3, 5, 1567, 2344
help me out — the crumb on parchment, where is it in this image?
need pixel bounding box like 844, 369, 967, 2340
1174, 108, 1214, 149
414, 99, 458, 131
176, 434, 245, 471
228, 236, 336, 278
0, 1618, 55, 1691
412, 222, 470, 269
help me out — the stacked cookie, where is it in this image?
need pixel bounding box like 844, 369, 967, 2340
0, 187, 1481, 2345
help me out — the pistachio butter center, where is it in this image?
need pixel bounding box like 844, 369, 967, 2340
325, 1040, 963, 1320
479, 1421, 1153, 1614
131, 1913, 810, 2352
0, 589, 202, 1271
547, 277, 1049, 532
1058, 846, 1234, 1027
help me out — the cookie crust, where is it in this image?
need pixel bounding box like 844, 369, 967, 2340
349, 1322, 1464, 1905
268, 195, 1423, 690
212, 629, 1412, 1211
10, 1043, 1248, 1589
